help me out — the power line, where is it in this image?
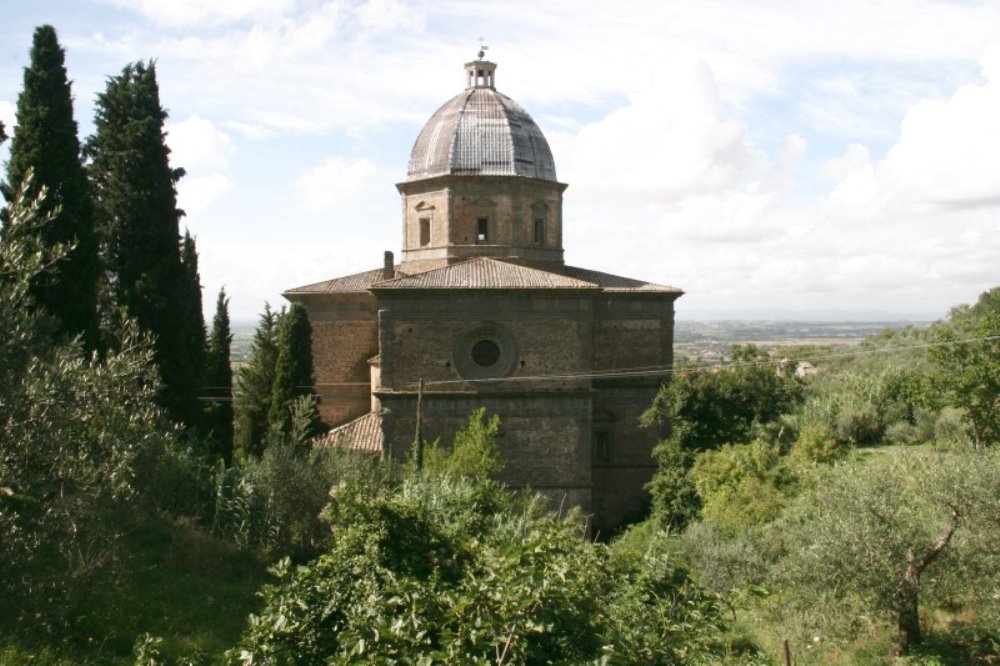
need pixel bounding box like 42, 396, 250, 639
195, 332, 1000, 399
407, 333, 1000, 389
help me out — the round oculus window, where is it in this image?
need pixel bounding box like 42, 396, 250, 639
471, 339, 501, 367
453, 323, 518, 379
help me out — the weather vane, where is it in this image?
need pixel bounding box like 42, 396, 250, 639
477, 37, 489, 60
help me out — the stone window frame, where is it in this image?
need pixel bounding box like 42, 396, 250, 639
452, 322, 518, 380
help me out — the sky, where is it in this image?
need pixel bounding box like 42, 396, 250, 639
1, 0, 999, 322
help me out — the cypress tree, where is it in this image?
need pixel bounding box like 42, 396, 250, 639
1, 25, 100, 352
235, 304, 281, 458
85, 61, 196, 426
178, 230, 206, 429
268, 302, 321, 441
205, 288, 234, 465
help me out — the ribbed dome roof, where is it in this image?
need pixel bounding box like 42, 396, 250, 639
406, 65, 557, 182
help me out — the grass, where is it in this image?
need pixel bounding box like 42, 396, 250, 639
1, 511, 271, 664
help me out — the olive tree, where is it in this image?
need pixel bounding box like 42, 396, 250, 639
774, 448, 1000, 656
0, 174, 174, 627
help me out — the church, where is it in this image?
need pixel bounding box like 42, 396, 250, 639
284, 52, 682, 531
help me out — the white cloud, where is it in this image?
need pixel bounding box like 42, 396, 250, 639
879, 42, 1000, 209
779, 134, 807, 169
177, 173, 234, 213
106, 0, 297, 27
551, 58, 766, 203
356, 0, 425, 33
222, 120, 278, 140
167, 114, 234, 171
292, 157, 382, 212
823, 42, 1000, 213
29, 0, 1000, 319
166, 116, 235, 213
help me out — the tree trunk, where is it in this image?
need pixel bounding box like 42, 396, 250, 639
892, 506, 960, 656
894, 556, 923, 655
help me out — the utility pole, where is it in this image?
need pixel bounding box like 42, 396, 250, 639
414, 378, 425, 471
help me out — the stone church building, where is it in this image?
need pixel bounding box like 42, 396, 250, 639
284, 53, 682, 531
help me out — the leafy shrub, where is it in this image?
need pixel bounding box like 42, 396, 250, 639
886, 420, 921, 446
0, 180, 180, 630
833, 401, 882, 446
230, 428, 735, 664
690, 441, 792, 534
212, 427, 385, 560
647, 437, 701, 530
603, 529, 733, 664
423, 407, 504, 481
791, 423, 850, 463
934, 406, 972, 450
132, 439, 215, 520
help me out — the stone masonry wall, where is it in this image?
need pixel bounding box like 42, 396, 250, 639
295, 294, 379, 428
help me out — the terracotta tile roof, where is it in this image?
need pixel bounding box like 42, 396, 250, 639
561, 265, 683, 294
373, 257, 600, 290
286, 259, 682, 295
284, 267, 391, 295
316, 411, 382, 454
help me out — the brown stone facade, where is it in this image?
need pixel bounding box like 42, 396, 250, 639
398, 175, 566, 273
288, 280, 679, 533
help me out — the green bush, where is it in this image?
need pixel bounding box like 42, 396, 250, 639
933, 406, 972, 450
690, 441, 792, 534
791, 423, 851, 463
422, 407, 504, 481
0, 178, 179, 630
231, 474, 735, 665
212, 432, 385, 560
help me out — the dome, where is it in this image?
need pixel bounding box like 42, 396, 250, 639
406, 59, 558, 182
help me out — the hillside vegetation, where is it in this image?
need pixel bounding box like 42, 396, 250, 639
2, 22, 998, 666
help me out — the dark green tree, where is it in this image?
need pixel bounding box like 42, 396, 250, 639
178, 229, 206, 429
1, 25, 99, 352
931, 286, 1000, 448
205, 287, 234, 464
235, 304, 281, 458
643, 344, 803, 529
268, 302, 321, 441
85, 60, 199, 427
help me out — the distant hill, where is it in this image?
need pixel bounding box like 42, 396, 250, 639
676, 308, 940, 323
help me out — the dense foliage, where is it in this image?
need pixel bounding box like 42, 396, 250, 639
268, 302, 322, 441
85, 60, 203, 428
235, 304, 281, 458
205, 288, 235, 464
774, 448, 1000, 655
0, 25, 100, 352
643, 344, 803, 529
647, 289, 1000, 662
232, 471, 733, 665
931, 287, 1000, 448
0, 175, 175, 630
